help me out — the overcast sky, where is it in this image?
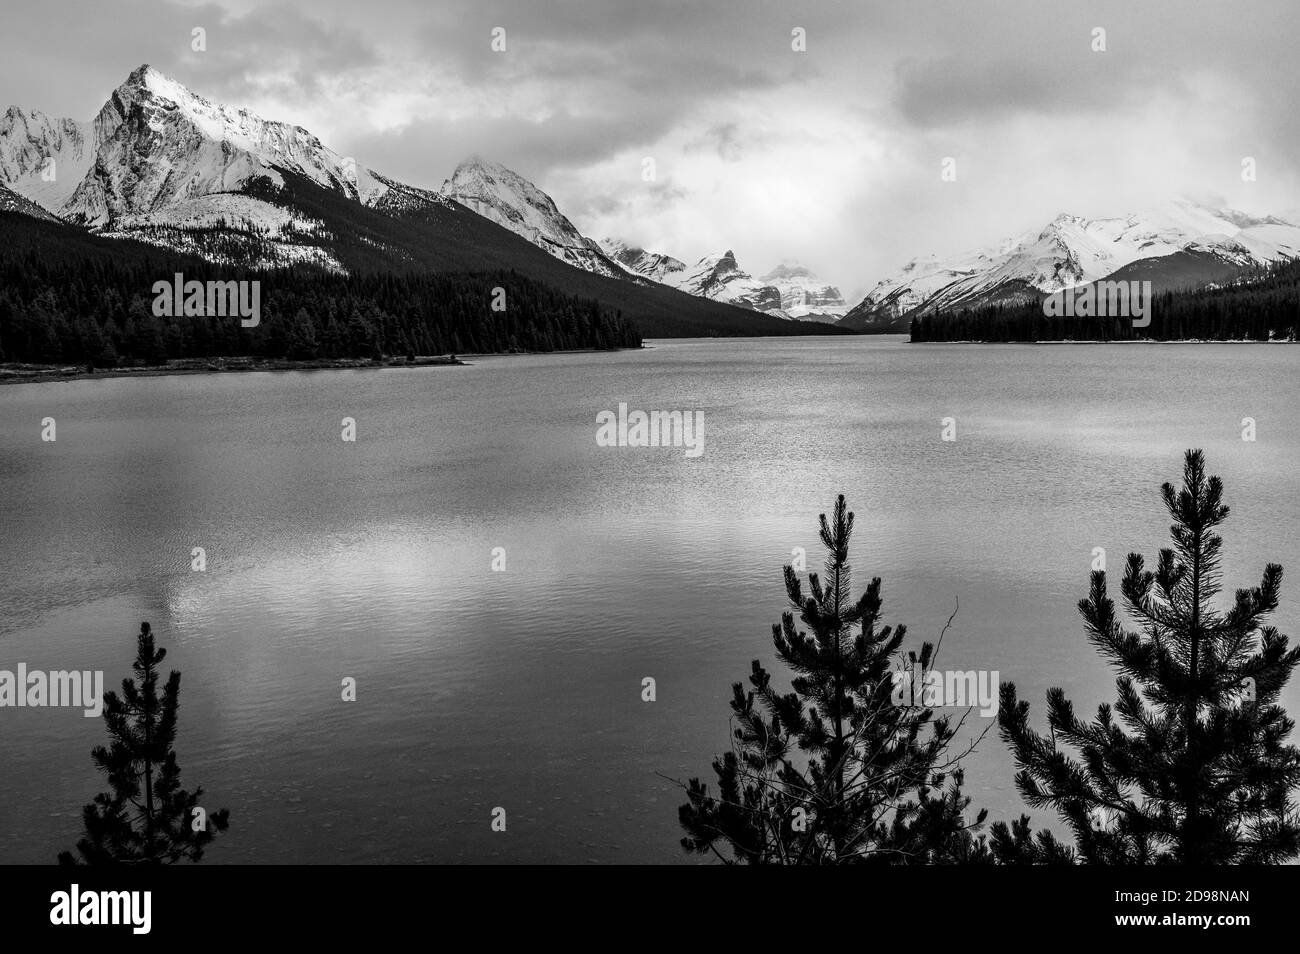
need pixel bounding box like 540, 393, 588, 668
5, 0, 1299, 299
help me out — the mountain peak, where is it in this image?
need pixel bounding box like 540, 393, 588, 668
670, 249, 804, 318
600, 237, 687, 283
696, 250, 741, 273
440, 156, 625, 279
124, 63, 159, 84
114, 64, 191, 103
760, 262, 814, 281
36, 65, 404, 227
450, 154, 518, 181
759, 261, 847, 320
445, 156, 545, 202
444, 155, 538, 200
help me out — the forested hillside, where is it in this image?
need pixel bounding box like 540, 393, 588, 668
0, 210, 640, 364
910, 259, 1300, 342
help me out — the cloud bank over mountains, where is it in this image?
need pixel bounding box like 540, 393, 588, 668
3, 0, 1299, 302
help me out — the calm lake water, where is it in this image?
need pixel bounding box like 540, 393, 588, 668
2, 336, 1298, 863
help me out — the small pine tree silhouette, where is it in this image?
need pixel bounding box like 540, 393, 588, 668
1000, 450, 1300, 863
59, 622, 229, 864
678, 494, 988, 863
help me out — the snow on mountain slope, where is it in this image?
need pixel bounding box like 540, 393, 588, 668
759, 262, 847, 320
0, 107, 92, 214
0, 65, 458, 270
0, 67, 843, 338
599, 238, 687, 283
365, 170, 451, 216
598, 237, 842, 319
599, 242, 846, 321
62, 64, 398, 228
846, 199, 1300, 326
669, 250, 789, 317
100, 193, 341, 269
440, 157, 625, 278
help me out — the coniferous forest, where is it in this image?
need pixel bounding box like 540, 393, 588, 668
0, 212, 641, 366
910, 258, 1300, 342
680, 452, 1300, 865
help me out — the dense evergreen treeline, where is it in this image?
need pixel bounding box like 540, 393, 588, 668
911, 258, 1300, 342
0, 237, 640, 365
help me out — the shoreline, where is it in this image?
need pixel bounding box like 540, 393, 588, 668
10, 337, 1285, 386
910, 338, 1295, 345
0, 349, 636, 387
0, 355, 463, 387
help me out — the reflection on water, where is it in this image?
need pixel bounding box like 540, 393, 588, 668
1, 338, 1298, 862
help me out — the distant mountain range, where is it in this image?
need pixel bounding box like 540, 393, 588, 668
0, 65, 836, 339
2, 64, 1298, 341
598, 241, 848, 322
430, 164, 852, 321
598, 238, 688, 284
839, 201, 1300, 332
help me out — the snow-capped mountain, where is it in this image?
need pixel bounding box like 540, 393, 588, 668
0, 65, 452, 268
70, 65, 365, 225
440, 157, 625, 279
669, 250, 789, 317
599, 238, 687, 283
843, 199, 1300, 330
759, 263, 847, 321
0, 107, 93, 213
597, 241, 844, 321
0, 66, 842, 325
0, 64, 816, 338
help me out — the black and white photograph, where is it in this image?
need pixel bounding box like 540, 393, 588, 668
1, 0, 1298, 936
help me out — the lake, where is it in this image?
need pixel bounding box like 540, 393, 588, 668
2, 336, 1298, 863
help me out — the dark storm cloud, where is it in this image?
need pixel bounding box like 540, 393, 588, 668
417, 13, 804, 89
385, 0, 822, 178
343, 109, 672, 190
563, 178, 690, 223
175, 4, 380, 103
891, 53, 1181, 128
407, 0, 835, 80
882, 2, 1195, 130
887, 1, 1300, 142
2, 0, 377, 118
